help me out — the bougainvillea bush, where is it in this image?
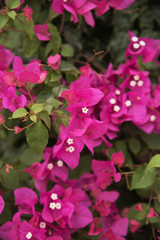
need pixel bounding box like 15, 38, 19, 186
1, 0, 160, 239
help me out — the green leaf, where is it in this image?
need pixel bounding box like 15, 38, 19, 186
128, 138, 141, 155
39, 111, 51, 130
51, 98, 61, 108
7, 10, 17, 20
12, 108, 28, 118
147, 154, 160, 169
30, 115, 37, 123
20, 148, 42, 166
128, 203, 149, 221
61, 60, 77, 72
23, 35, 40, 57
139, 132, 160, 150
24, 18, 34, 39
45, 24, 61, 56
130, 165, 155, 190
6, 0, 20, 9
61, 44, 74, 57
115, 140, 127, 156
45, 71, 62, 86
0, 15, 9, 30
26, 120, 48, 153
31, 104, 44, 113
1, 168, 19, 190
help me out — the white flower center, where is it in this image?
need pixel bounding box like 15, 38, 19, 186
115, 89, 121, 95
68, 146, 75, 153
67, 138, 73, 145
150, 115, 156, 122
47, 163, 53, 170
130, 80, 136, 87
133, 43, 140, 49
137, 96, 141, 100
82, 107, 89, 114
133, 75, 140, 81
109, 98, 116, 104
125, 100, 132, 107
131, 36, 138, 42
26, 232, 32, 239
113, 105, 120, 112
49, 202, 56, 210
57, 160, 63, 167
51, 193, 58, 200
56, 202, 61, 209
39, 222, 46, 229
137, 80, 143, 86
139, 40, 146, 46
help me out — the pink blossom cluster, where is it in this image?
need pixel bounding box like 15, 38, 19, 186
0, 149, 127, 240
51, 31, 160, 170
51, 0, 135, 27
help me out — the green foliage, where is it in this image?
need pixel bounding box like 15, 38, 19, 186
20, 148, 42, 166
1, 168, 19, 190
0, 15, 9, 30
6, 0, 20, 9
130, 165, 155, 190
26, 120, 48, 153
12, 108, 28, 118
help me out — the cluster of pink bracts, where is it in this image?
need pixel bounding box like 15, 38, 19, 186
0, 29, 160, 239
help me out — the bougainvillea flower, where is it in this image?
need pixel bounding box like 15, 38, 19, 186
0, 196, 4, 214
0, 114, 5, 125
130, 219, 141, 233
34, 24, 50, 41
13, 56, 41, 84
0, 45, 14, 70
23, 5, 33, 21
111, 151, 125, 167
14, 187, 38, 215
92, 159, 121, 189
2, 87, 26, 112
47, 54, 61, 70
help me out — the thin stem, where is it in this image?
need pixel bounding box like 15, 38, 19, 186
3, 124, 14, 131
22, 122, 35, 130
125, 174, 130, 189
151, 224, 157, 240
26, 84, 33, 103
59, 13, 65, 35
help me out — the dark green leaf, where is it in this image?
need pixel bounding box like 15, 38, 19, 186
24, 18, 34, 39
0, 15, 9, 30
6, 0, 20, 9
20, 148, 42, 166
39, 111, 51, 130
1, 168, 19, 190
61, 44, 74, 57
26, 120, 48, 153
23, 35, 40, 57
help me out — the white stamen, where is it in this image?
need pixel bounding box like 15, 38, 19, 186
113, 105, 120, 112
150, 115, 156, 122
51, 193, 58, 201
133, 43, 140, 49
125, 100, 132, 107
137, 80, 144, 86
26, 232, 32, 239
67, 138, 73, 145
137, 96, 141, 100
49, 202, 56, 210
63, 0, 67, 2
109, 98, 116, 104
47, 163, 53, 170
39, 222, 46, 229
115, 89, 121, 95
130, 80, 136, 87
56, 202, 61, 209
57, 160, 63, 167
139, 40, 146, 46
132, 36, 138, 42
134, 75, 140, 81
82, 107, 89, 114
68, 146, 75, 153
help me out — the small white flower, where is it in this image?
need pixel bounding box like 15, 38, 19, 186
82, 107, 89, 114
26, 232, 32, 239
150, 115, 156, 122
137, 80, 144, 86
113, 105, 120, 112
109, 98, 116, 104
49, 202, 56, 210
133, 75, 140, 81
130, 80, 136, 87
68, 146, 75, 153
139, 40, 146, 46
47, 163, 53, 170
39, 222, 46, 229
56, 202, 61, 209
115, 90, 121, 95
67, 138, 73, 145
133, 43, 140, 49
57, 160, 63, 167
131, 36, 138, 42
125, 100, 132, 107
51, 193, 58, 201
